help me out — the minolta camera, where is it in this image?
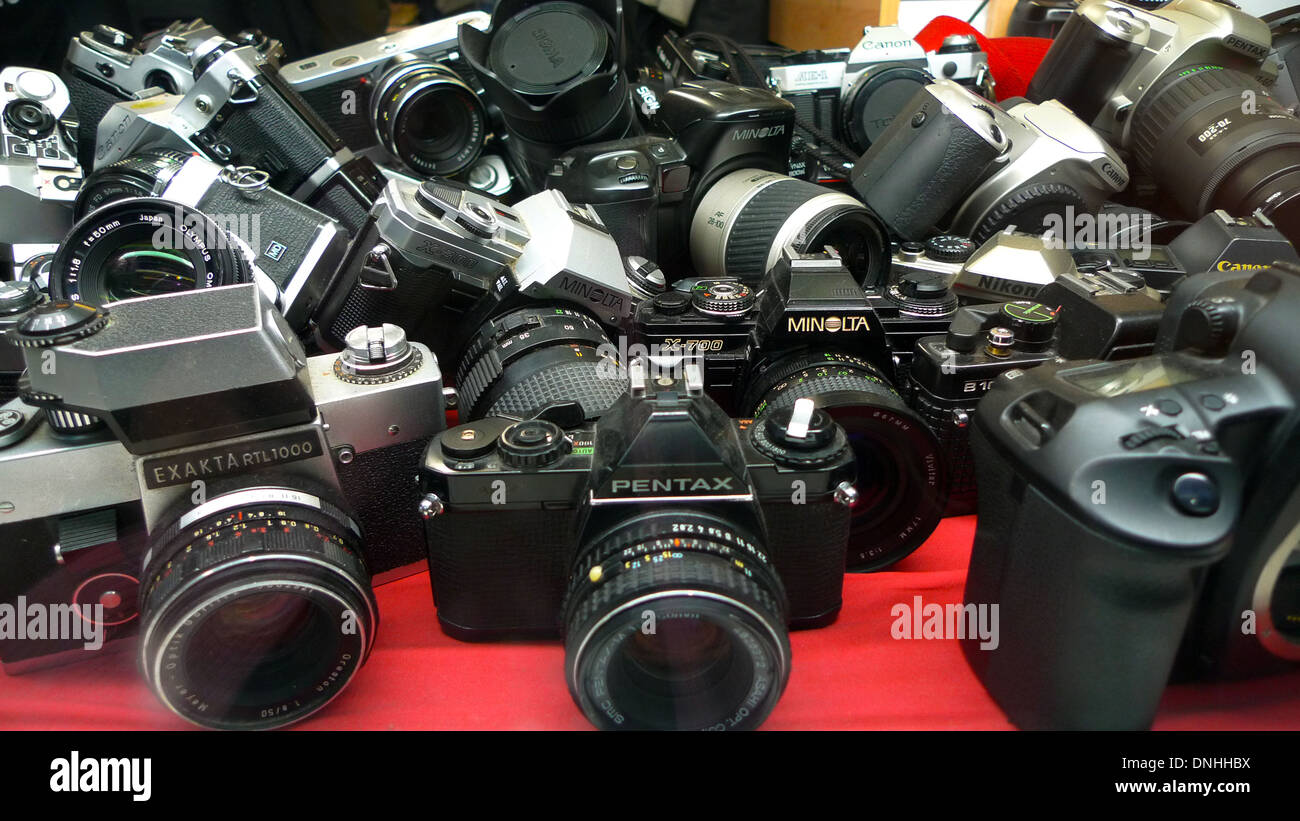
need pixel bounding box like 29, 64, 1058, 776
92, 35, 385, 233
281, 11, 492, 179
851, 79, 1128, 242
420, 362, 855, 730
963, 261, 1300, 729
0, 284, 446, 730
0, 67, 83, 245
62, 20, 283, 167
65, 148, 350, 331
315, 177, 654, 359
633, 246, 947, 570
1026, 0, 1272, 149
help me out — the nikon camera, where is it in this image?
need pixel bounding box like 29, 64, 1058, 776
962, 262, 1300, 729
0, 284, 446, 730
420, 362, 856, 730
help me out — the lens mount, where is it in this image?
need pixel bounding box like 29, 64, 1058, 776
74, 149, 191, 219
372, 57, 487, 177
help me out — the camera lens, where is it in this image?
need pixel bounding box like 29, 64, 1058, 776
455, 304, 627, 422
741, 352, 944, 571
50, 198, 252, 306
140, 485, 377, 730
691, 169, 890, 286
73, 149, 191, 220
564, 511, 790, 730
1131, 66, 1300, 243
372, 57, 487, 177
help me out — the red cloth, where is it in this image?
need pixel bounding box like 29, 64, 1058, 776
915, 16, 1054, 101
2, 515, 1298, 730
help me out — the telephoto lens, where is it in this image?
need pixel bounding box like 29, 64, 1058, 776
454, 303, 627, 422
49, 198, 253, 305
690, 169, 891, 286
740, 352, 945, 571
139, 483, 377, 730
371, 54, 488, 177
458, 0, 638, 190
1130, 65, 1300, 243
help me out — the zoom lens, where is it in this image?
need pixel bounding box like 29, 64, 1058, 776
51, 198, 252, 306
372, 56, 487, 177
691, 169, 890, 287
1131, 66, 1300, 243
455, 304, 627, 422
73, 149, 191, 219
564, 510, 790, 730
741, 351, 944, 570
140, 485, 377, 730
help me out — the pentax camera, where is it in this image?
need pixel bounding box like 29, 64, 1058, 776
633, 245, 948, 570
0, 67, 84, 245
962, 261, 1300, 728
62, 20, 283, 167
281, 11, 493, 179
0, 283, 446, 729
65, 148, 350, 331
420, 362, 856, 730
92, 35, 385, 234
851, 79, 1128, 243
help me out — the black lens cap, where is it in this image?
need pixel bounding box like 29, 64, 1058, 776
490, 3, 609, 94
12, 301, 108, 347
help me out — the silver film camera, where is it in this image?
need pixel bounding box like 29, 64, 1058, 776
0, 284, 445, 729
0, 67, 83, 245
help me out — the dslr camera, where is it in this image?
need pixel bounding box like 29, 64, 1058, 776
62, 19, 283, 167
420, 362, 856, 730
851, 79, 1128, 242
962, 261, 1300, 728
0, 67, 84, 245
633, 245, 948, 570
0, 284, 446, 729
65, 148, 350, 331
281, 11, 493, 179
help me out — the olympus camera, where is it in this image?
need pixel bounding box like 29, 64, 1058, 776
420, 362, 855, 730
852, 79, 1129, 243
633, 245, 947, 570
0, 283, 446, 729
62, 20, 283, 167
92, 36, 385, 234
962, 261, 1300, 728
281, 11, 493, 179
64, 148, 350, 331
0, 67, 84, 245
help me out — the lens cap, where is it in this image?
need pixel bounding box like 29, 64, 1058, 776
490, 3, 609, 95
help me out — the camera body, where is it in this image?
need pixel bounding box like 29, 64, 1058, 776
0, 67, 84, 245
62, 20, 283, 167
962, 262, 1300, 728
851, 80, 1128, 242
0, 279, 45, 402
0, 285, 445, 691
70, 149, 350, 330
92, 38, 385, 234
1026, 0, 1272, 149
281, 11, 492, 178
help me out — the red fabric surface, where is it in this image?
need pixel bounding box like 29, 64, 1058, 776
2, 515, 1298, 730
915, 16, 1054, 101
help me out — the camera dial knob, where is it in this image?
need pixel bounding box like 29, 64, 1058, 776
923, 234, 977, 263
999, 301, 1058, 345
692, 280, 754, 316
652, 290, 692, 316
91, 24, 137, 51
498, 419, 570, 468
888, 272, 958, 316
1179, 297, 1240, 357
751, 398, 849, 468
11, 301, 108, 347
335, 323, 421, 384
0, 279, 42, 318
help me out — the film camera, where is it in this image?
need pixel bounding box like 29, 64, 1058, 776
0, 284, 446, 729
633, 245, 949, 570
62, 19, 283, 167
962, 261, 1300, 728
0, 67, 84, 245
65, 148, 350, 331
420, 362, 855, 730
281, 11, 493, 179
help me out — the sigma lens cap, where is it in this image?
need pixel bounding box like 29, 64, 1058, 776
12, 301, 108, 347
490, 3, 609, 95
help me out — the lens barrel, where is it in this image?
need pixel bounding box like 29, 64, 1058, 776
74, 149, 191, 220
741, 351, 944, 570
372, 56, 487, 177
